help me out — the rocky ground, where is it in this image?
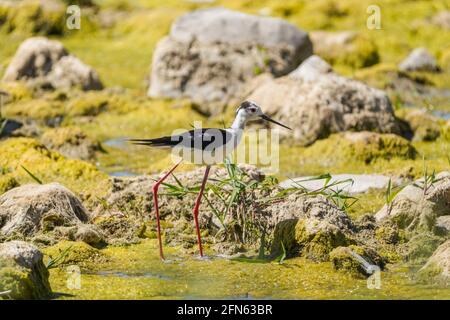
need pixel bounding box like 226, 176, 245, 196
0, 0, 449, 299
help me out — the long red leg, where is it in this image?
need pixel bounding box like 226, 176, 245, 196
152, 160, 182, 260
193, 165, 211, 257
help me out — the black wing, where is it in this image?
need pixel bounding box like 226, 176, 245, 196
129, 128, 233, 150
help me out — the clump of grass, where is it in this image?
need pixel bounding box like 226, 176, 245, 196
46, 244, 73, 270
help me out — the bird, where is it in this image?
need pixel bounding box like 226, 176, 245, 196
130, 100, 291, 260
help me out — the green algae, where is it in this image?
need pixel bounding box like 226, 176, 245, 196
45, 239, 450, 300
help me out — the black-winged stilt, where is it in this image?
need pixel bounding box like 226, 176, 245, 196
130, 100, 291, 260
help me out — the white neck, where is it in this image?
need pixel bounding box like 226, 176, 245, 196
230, 113, 247, 130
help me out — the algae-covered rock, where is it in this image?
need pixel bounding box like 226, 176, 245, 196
396, 109, 443, 142
418, 240, 450, 285
247, 73, 402, 145
309, 31, 379, 68
0, 0, 65, 35
269, 194, 354, 262
404, 232, 445, 263
3, 37, 103, 91
301, 131, 416, 166
41, 126, 102, 161
149, 7, 312, 113
0, 137, 110, 198
43, 240, 108, 270
0, 183, 89, 239
0, 241, 51, 299
330, 245, 384, 278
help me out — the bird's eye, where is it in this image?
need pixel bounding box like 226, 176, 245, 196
249, 108, 256, 113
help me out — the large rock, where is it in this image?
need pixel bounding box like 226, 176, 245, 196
0, 241, 51, 299
375, 171, 450, 234
247, 72, 402, 145
399, 48, 439, 72
148, 7, 312, 114
0, 183, 89, 239
269, 194, 355, 261
418, 240, 450, 285
2, 37, 103, 90
287, 54, 333, 82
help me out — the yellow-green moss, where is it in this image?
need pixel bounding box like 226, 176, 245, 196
41, 126, 97, 149
0, 137, 110, 200
43, 241, 109, 270
3, 98, 65, 122
0, 82, 33, 102
45, 239, 450, 299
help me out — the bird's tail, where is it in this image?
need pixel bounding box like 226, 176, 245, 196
128, 136, 178, 148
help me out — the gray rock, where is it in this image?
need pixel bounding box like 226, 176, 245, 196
2, 37, 103, 90
280, 174, 402, 195
247, 73, 401, 145
0, 183, 89, 238
47, 55, 103, 91
399, 48, 439, 72
288, 55, 333, 82
0, 241, 52, 299
419, 240, 450, 285
375, 171, 450, 233
268, 194, 354, 261
148, 7, 312, 113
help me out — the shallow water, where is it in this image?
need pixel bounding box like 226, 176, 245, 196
48, 240, 450, 300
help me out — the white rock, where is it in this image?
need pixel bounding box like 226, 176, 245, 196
399, 47, 439, 72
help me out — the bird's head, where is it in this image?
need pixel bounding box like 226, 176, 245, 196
236, 100, 291, 130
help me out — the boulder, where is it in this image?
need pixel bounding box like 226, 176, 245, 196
246, 73, 402, 145
269, 194, 355, 262
2, 37, 103, 90
309, 31, 379, 68
375, 171, 450, 234
418, 240, 450, 285
148, 7, 312, 114
0, 183, 89, 239
399, 48, 439, 72
0, 241, 51, 299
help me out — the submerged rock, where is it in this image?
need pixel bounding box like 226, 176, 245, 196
0, 183, 89, 240
148, 7, 312, 113
0, 241, 51, 299
2, 37, 103, 90
399, 48, 439, 72
418, 240, 450, 285
269, 194, 354, 261
247, 72, 402, 145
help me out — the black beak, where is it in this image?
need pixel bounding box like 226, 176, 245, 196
260, 114, 292, 130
